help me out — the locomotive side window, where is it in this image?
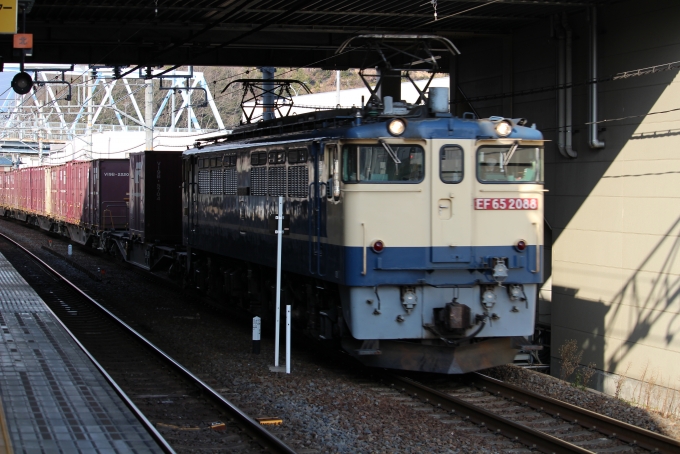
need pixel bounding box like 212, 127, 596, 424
287, 148, 307, 163
251, 151, 268, 166
477, 145, 544, 183
440, 146, 463, 184
341, 144, 424, 183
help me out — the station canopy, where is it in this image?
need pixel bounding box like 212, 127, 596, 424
8, 0, 619, 69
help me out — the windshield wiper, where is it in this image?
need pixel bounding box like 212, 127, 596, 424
379, 139, 402, 164
503, 141, 520, 167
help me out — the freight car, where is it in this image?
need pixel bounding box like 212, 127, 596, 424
0, 159, 129, 244
0, 87, 545, 374
0, 153, 182, 269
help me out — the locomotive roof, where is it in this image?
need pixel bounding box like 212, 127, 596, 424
185, 114, 543, 156
184, 137, 324, 155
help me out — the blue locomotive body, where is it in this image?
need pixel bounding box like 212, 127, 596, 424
183, 97, 545, 373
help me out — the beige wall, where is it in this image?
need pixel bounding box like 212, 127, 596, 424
550, 1, 680, 391
455, 0, 680, 395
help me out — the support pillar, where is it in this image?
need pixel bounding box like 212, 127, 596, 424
449, 58, 459, 116
378, 69, 401, 101
145, 79, 153, 151
261, 67, 275, 121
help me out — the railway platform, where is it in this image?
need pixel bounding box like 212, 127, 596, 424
0, 251, 165, 454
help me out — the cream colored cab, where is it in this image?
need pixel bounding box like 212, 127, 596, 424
472, 140, 545, 261
430, 139, 473, 262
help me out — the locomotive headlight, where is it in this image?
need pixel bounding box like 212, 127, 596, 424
481, 287, 497, 309
387, 118, 407, 136
507, 284, 523, 301
495, 121, 513, 137
492, 260, 508, 283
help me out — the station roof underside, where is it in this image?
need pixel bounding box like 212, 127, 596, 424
9, 0, 619, 69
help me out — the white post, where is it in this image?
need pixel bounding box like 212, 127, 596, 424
87, 70, 94, 158
286, 305, 291, 374
274, 196, 283, 368
336, 70, 341, 107
145, 79, 154, 151
252, 316, 261, 354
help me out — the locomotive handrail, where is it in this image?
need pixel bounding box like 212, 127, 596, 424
531, 222, 540, 274
478, 189, 548, 193
361, 222, 367, 276
342, 188, 422, 193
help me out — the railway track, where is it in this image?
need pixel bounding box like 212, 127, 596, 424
370, 372, 680, 454
0, 231, 297, 454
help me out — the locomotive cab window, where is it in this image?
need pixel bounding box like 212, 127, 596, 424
440, 146, 463, 184
342, 144, 424, 183
477, 144, 543, 183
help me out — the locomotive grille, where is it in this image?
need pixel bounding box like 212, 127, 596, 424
223, 168, 237, 195
251, 167, 267, 196
210, 170, 223, 194
268, 167, 286, 197
198, 170, 210, 194
288, 165, 309, 198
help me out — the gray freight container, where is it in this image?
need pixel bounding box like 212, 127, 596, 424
129, 150, 183, 243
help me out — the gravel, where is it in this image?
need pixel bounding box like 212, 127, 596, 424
2, 218, 679, 453
485, 365, 680, 440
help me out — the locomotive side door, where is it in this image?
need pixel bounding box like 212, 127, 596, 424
430, 140, 472, 263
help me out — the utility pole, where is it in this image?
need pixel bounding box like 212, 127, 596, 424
86, 69, 95, 158
260, 67, 275, 121
145, 78, 153, 151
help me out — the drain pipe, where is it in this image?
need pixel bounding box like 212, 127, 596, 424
588, 7, 605, 149
555, 15, 566, 157
555, 15, 576, 158
562, 13, 576, 157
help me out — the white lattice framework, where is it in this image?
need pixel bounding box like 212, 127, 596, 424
0, 64, 225, 165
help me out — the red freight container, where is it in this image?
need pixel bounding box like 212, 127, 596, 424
66, 161, 88, 224
17, 168, 29, 212
44, 166, 52, 217
93, 159, 130, 230
62, 159, 129, 229
129, 150, 182, 242
0, 170, 9, 209
51, 163, 67, 220
8, 170, 17, 209
30, 166, 45, 215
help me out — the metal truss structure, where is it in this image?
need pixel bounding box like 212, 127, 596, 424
0, 64, 225, 166
222, 78, 311, 124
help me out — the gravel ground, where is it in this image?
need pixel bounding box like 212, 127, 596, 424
485, 365, 680, 440
2, 218, 679, 453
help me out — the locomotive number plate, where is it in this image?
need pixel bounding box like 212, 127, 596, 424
474, 198, 538, 210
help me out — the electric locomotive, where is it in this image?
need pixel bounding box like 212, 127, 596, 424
182, 87, 544, 374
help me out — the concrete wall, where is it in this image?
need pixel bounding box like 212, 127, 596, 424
456, 0, 680, 403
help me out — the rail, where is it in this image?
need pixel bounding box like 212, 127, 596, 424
0, 231, 298, 454
385, 374, 591, 454
471, 372, 680, 454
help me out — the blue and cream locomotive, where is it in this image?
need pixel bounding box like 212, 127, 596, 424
183, 87, 544, 374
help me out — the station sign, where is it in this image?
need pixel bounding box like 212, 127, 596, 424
0, 0, 17, 34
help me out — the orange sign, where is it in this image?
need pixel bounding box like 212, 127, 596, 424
13, 33, 32, 49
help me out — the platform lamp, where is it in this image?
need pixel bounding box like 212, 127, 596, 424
11, 71, 32, 95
